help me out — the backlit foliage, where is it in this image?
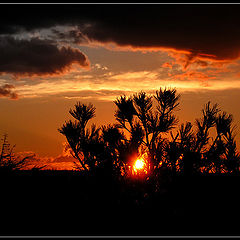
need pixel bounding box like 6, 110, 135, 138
59, 88, 240, 178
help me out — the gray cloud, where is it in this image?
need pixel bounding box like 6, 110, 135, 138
0, 37, 90, 77
51, 28, 89, 44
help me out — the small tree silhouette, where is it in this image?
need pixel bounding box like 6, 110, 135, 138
215, 112, 240, 174
114, 88, 180, 174
58, 102, 104, 172
101, 124, 126, 174
165, 102, 240, 175
0, 134, 32, 171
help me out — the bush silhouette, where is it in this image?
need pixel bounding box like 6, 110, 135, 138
0, 134, 33, 171
59, 87, 240, 178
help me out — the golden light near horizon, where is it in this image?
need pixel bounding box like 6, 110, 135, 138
132, 153, 149, 175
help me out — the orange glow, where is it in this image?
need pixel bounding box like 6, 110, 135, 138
132, 152, 149, 175
134, 158, 145, 171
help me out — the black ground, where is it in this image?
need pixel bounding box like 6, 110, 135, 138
0, 170, 239, 237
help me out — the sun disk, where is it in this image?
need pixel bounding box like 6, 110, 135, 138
134, 158, 145, 171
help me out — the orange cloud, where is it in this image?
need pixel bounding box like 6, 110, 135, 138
162, 62, 173, 69
0, 84, 18, 99
16, 150, 76, 170
171, 70, 216, 82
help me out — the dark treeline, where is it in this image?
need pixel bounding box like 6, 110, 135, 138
1, 88, 240, 236
59, 88, 240, 177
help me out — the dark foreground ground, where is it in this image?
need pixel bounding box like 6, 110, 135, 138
0, 170, 240, 237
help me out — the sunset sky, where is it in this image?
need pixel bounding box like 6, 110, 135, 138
1, 4, 240, 169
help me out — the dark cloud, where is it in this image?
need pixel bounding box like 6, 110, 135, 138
1, 4, 240, 60
77, 5, 240, 61
51, 29, 88, 44
0, 84, 18, 99
0, 37, 89, 77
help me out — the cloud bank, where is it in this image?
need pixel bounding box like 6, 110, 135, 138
0, 37, 89, 77
1, 5, 240, 61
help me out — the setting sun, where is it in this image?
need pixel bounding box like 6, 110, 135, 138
131, 152, 150, 175
134, 158, 145, 170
